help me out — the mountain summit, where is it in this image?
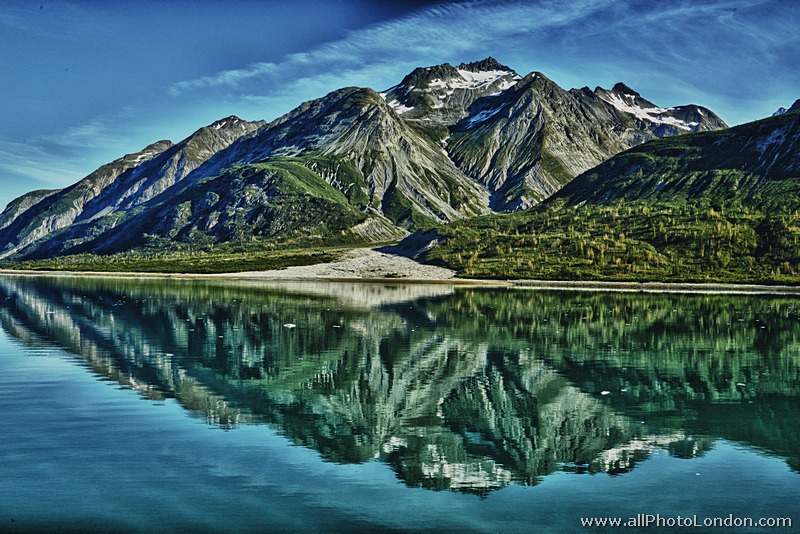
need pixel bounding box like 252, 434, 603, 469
773, 99, 800, 116
0, 58, 728, 261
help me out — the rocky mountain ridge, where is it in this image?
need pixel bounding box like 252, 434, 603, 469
0, 117, 264, 258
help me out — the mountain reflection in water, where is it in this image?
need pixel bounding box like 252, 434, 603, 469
0, 275, 798, 495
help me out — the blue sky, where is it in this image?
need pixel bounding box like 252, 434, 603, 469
1, 0, 798, 210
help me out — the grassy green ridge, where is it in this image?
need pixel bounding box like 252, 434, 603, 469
0, 245, 349, 274
553, 110, 800, 210
422, 200, 800, 283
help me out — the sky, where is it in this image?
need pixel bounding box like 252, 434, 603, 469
1, 0, 798, 210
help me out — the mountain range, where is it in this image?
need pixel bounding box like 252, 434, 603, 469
0, 58, 729, 262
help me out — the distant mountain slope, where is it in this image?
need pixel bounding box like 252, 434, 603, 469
0, 58, 727, 262
0, 117, 264, 258
552, 108, 800, 209
773, 99, 800, 116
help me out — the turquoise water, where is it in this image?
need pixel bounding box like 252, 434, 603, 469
0, 276, 797, 533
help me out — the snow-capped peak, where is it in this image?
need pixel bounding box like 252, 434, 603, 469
380, 60, 520, 116
456, 68, 517, 88
210, 116, 242, 130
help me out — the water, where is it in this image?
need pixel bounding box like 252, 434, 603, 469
0, 275, 798, 533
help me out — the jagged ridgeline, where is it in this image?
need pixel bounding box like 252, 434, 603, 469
0, 58, 725, 263
416, 107, 800, 283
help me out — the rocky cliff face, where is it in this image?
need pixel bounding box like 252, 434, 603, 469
444, 76, 726, 210
0, 58, 727, 260
190, 86, 491, 227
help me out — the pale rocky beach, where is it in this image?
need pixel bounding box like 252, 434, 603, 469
217, 247, 458, 281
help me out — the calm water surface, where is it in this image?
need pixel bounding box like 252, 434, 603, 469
0, 275, 798, 533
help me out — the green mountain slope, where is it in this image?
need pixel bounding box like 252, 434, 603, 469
553, 109, 800, 209
0, 117, 264, 259
23, 159, 405, 259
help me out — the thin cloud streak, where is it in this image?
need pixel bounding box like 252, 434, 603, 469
38, 118, 129, 151
0, 139, 87, 191
168, 0, 615, 97
167, 0, 798, 127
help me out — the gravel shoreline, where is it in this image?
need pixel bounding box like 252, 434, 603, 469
220, 247, 459, 280
3, 247, 800, 294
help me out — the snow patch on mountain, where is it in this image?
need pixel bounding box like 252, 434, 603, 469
388, 100, 415, 114
600, 91, 697, 131
464, 104, 508, 127
429, 69, 521, 92
379, 91, 415, 115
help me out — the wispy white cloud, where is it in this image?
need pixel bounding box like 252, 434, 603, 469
37, 117, 129, 151
167, 0, 799, 127
168, 0, 615, 99
0, 138, 87, 191
0, 108, 153, 209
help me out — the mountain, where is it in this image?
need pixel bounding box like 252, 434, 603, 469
551, 107, 800, 209
380, 57, 522, 138
0, 58, 727, 262
177, 85, 492, 227
590, 82, 727, 140
0, 117, 264, 258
